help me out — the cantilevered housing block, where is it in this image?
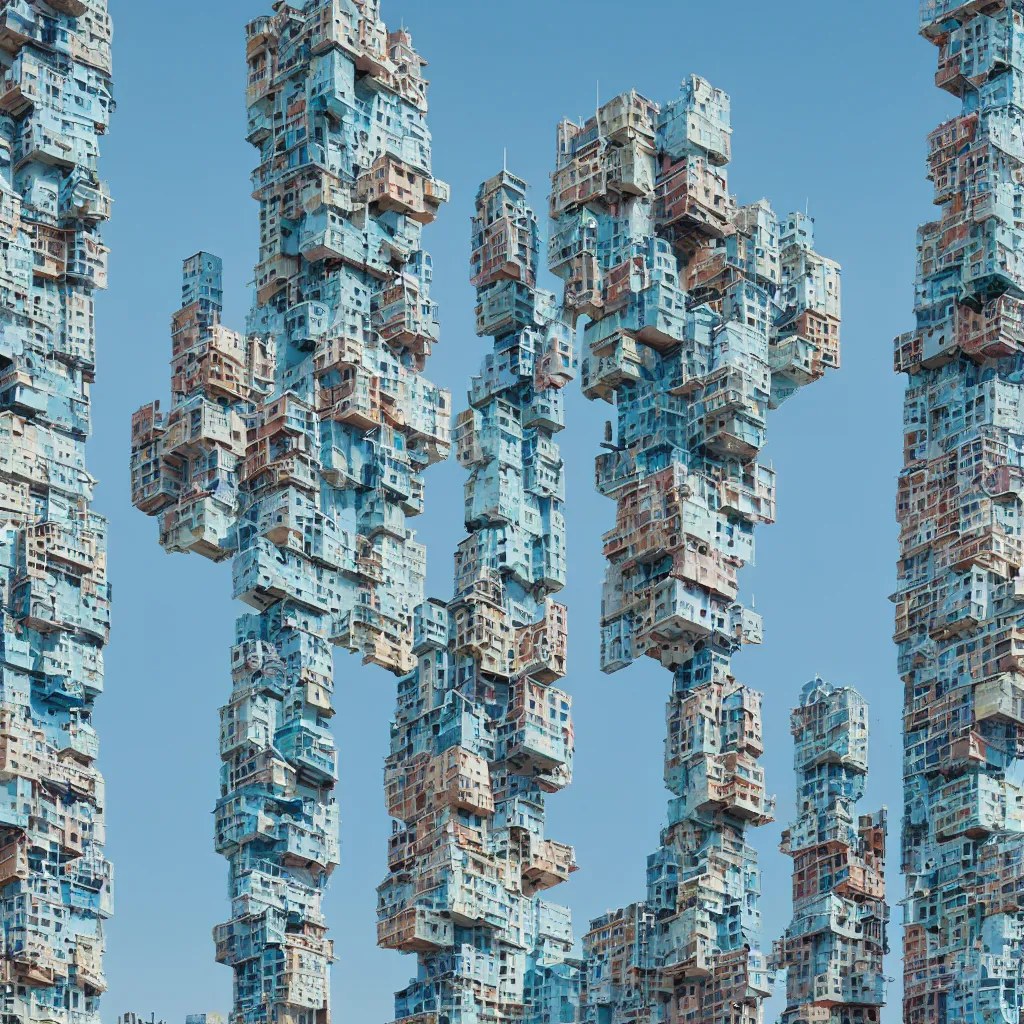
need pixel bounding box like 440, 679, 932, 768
548, 76, 841, 1024
896, 2, 1024, 1020
130, 3, 450, 1022
0, 2, 113, 1021
772, 679, 889, 1023
378, 169, 580, 1024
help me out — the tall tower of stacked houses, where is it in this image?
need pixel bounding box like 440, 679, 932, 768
548, 79, 842, 1024
0, 1, 113, 1021
896, 2, 1024, 1020
130, 3, 450, 1021
377, 168, 580, 1024
773, 679, 889, 1023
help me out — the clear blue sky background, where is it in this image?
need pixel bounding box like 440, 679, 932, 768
96, 1, 947, 1018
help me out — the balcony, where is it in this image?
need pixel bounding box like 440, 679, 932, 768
313, 334, 363, 376
548, 208, 598, 280
432, 748, 494, 816
661, 77, 731, 167
61, 176, 112, 223
605, 138, 655, 197
0, 53, 40, 116
275, 722, 338, 785
697, 409, 765, 459
920, 0, 991, 36
961, 227, 1024, 305
581, 333, 642, 402
16, 119, 78, 170
935, 50, 964, 94
413, 600, 448, 653
720, 465, 776, 525
929, 600, 984, 640
767, 336, 820, 390
246, 108, 273, 145
515, 601, 568, 683
0, 838, 28, 888
49, 1, 90, 18
129, 451, 182, 512
654, 154, 731, 249
356, 156, 438, 224
232, 540, 337, 614
424, 177, 450, 207
64, 233, 109, 288
523, 390, 564, 432
284, 299, 330, 350
160, 494, 236, 563
377, 906, 452, 953
503, 678, 571, 777
27, 521, 98, 575
975, 674, 1024, 724
549, 143, 610, 219
72, 935, 106, 993
319, 375, 381, 430
13, 572, 110, 639
0, 4, 41, 57
957, 294, 1024, 360
362, 495, 406, 539
453, 408, 484, 467
471, 216, 534, 289
475, 280, 536, 337
522, 838, 577, 896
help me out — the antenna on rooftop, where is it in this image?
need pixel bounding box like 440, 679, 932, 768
503, 147, 507, 173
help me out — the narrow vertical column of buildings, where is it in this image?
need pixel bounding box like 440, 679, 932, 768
130, 3, 450, 1022
547, 78, 841, 1024
0, 2, 113, 1022
377, 169, 580, 1024
897, 3, 1024, 1020
772, 678, 889, 1023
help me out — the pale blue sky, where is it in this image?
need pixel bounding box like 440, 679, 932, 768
97, 1, 946, 1018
